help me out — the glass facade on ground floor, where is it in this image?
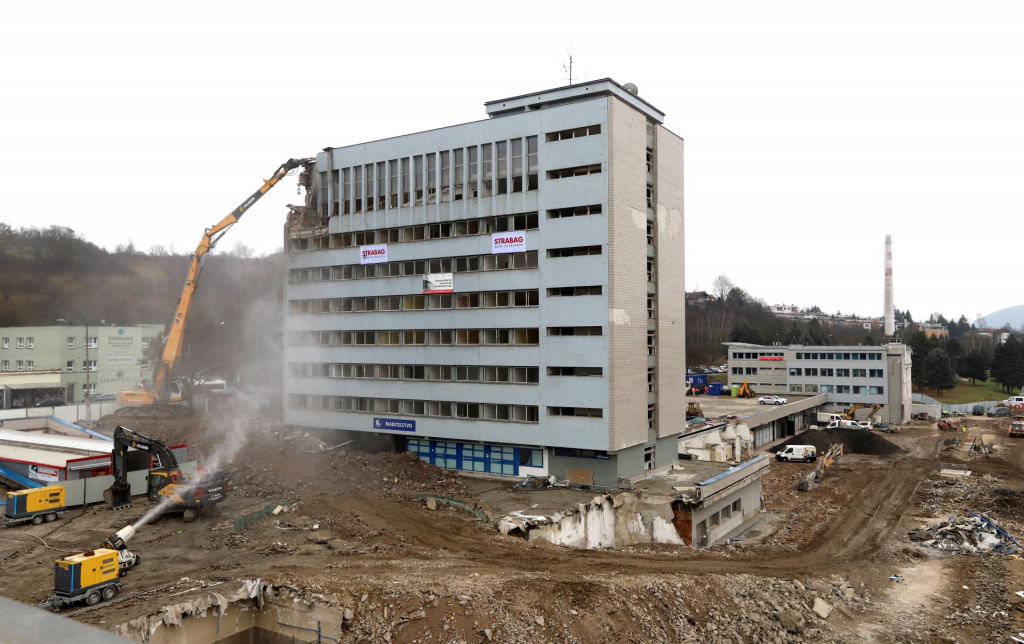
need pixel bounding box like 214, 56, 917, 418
406, 439, 543, 476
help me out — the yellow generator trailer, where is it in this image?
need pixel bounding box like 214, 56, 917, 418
45, 549, 122, 610
2, 485, 66, 527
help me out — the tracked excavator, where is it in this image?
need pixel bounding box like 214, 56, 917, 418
117, 157, 314, 417
102, 425, 228, 521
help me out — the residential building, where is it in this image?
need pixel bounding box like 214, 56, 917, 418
284, 79, 685, 486
724, 341, 912, 424
0, 324, 163, 405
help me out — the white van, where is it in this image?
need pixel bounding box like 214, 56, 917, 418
776, 445, 817, 462
826, 419, 860, 429
1003, 396, 1024, 407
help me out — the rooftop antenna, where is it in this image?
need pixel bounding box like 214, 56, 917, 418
563, 42, 574, 85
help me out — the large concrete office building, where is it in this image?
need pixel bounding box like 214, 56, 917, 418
724, 341, 913, 424
284, 79, 685, 486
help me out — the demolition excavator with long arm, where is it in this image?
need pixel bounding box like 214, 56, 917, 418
118, 158, 314, 415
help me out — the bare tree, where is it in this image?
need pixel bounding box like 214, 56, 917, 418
230, 241, 255, 259
115, 240, 137, 254
712, 275, 734, 301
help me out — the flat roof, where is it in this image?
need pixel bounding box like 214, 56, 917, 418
0, 429, 112, 455
484, 78, 665, 123
0, 445, 78, 468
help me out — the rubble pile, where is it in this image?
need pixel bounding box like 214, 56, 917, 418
774, 428, 902, 456
293, 573, 867, 643
908, 513, 1021, 554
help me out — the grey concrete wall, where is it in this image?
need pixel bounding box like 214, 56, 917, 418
547, 453, 620, 486
606, 97, 649, 452
654, 125, 686, 440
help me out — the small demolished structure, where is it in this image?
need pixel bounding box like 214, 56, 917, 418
908, 512, 1022, 554
498, 456, 769, 549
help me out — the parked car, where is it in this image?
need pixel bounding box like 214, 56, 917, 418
971, 404, 984, 416
1002, 396, 1024, 407
988, 406, 1011, 418
855, 421, 873, 430
758, 395, 787, 405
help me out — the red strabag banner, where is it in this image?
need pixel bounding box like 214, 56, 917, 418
360, 244, 388, 264
491, 232, 525, 254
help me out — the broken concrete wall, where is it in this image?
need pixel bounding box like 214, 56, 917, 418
499, 492, 685, 549
117, 581, 350, 644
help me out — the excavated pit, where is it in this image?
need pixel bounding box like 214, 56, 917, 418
773, 428, 903, 456
116, 581, 348, 644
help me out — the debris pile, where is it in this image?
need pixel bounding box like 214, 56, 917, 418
908, 513, 1021, 554
773, 428, 902, 456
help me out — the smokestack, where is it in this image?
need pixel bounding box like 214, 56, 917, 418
884, 235, 894, 337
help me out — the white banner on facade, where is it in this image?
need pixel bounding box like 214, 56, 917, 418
29, 464, 60, 482
491, 232, 526, 254
106, 355, 136, 364
423, 273, 454, 294
360, 244, 388, 264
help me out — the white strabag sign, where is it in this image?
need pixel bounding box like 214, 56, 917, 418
360, 244, 388, 264
491, 232, 525, 254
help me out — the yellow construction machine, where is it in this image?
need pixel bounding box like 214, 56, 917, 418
842, 404, 882, 422
737, 381, 755, 398
118, 158, 313, 416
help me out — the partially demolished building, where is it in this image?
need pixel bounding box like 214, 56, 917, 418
284, 79, 685, 486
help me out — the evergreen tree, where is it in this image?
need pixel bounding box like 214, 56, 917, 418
922, 348, 957, 395
728, 321, 763, 344
962, 349, 990, 385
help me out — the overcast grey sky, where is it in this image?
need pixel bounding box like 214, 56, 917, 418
2, 1, 1021, 323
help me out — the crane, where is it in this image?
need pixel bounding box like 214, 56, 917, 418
118, 158, 314, 414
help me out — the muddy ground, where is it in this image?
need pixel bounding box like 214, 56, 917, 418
3, 409, 1024, 643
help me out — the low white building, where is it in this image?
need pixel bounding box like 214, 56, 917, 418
725, 340, 912, 424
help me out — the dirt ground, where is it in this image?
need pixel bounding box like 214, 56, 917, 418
4, 408, 1024, 643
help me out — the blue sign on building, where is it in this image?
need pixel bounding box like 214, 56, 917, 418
373, 417, 416, 432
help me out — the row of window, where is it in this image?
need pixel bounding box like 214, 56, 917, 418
291, 394, 539, 423
2, 336, 150, 351
290, 326, 608, 347
731, 352, 784, 359
733, 367, 885, 377
290, 328, 542, 347
548, 407, 603, 418
2, 337, 35, 349
323, 137, 541, 217
547, 204, 602, 219
2, 359, 108, 372
791, 384, 885, 395
546, 124, 602, 142
291, 212, 540, 252
705, 499, 743, 531
289, 362, 540, 385
790, 368, 884, 378
546, 164, 602, 180
794, 352, 884, 361
289, 251, 538, 284
289, 289, 541, 315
